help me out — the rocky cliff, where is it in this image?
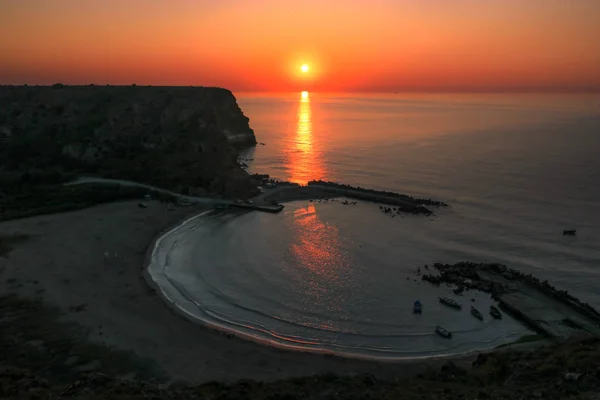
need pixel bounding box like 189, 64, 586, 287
0, 85, 257, 198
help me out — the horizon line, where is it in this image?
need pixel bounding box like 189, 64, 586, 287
1, 83, 599, 94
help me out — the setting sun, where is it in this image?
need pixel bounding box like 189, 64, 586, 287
1, 1, 599, 91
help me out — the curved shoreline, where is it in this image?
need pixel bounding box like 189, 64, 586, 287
143, 208, 529, 362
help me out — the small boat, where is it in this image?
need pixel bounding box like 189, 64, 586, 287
413, 300, 422, 314
490, 305, 502, 319
563, 230, 576, 236
435, 325, 452, 339
439, 297, 462, 309
471, 306, 483, 320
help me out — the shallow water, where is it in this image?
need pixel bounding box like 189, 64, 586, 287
150, 93, 600, 358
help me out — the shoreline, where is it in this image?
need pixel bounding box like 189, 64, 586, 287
0, 202, 596, 397
143, 205, 545, 363
1, 200, 483, 383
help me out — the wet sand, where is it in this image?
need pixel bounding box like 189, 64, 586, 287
0, 201, 484, 383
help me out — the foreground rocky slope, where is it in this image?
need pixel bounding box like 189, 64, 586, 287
0, 85, 258, 220
2, 302, 598, 400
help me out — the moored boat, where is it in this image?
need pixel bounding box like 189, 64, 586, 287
435, 325, 452, 338
490, 305, 502, 319
471, 305, 483, 320
439, 297, 462, 309
413, 300, 422, 314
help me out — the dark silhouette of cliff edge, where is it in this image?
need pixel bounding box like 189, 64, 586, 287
0, 85, 259, 218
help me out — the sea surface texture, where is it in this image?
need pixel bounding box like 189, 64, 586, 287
150, 93, 600, 358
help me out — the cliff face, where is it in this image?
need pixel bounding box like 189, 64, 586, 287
0, 85, 257, 197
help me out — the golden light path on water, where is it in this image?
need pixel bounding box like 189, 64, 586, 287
288, 91, 326, 185
283, 91, 349, 332
289, 204, 350, 332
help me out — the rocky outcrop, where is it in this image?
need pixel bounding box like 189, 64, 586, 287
422, 262, 600, 320
0, 85, 258, 198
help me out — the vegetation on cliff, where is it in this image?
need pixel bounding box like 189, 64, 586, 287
0, 85, 258, 220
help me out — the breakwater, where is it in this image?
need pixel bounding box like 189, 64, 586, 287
307, 181, 448, 207
259, 180, 448, 215
256, 179, 449, 215
421, 262, 600, 339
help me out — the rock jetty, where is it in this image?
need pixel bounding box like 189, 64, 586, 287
422, 262, 600, 317
422, 262, 600, 338
305, 180, 448, 215
308, 180, 448, 207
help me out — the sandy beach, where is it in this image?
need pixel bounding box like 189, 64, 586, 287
0, 201, 474, 384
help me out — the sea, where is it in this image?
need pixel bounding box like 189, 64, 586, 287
149, 93, 600, 359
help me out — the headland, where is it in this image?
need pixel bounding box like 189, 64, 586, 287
0, 85, 261, 221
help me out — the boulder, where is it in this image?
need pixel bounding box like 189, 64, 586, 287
440, 361, 467, 377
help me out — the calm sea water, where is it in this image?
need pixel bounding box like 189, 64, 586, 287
152, 93, 600, 358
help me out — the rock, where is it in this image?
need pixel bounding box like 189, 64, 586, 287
87, 372, 111, 386
472, 353, 489, 367
362, 374, 376, 387
440, 360, 467, 377
73, 360, 101, 373
28, 387, 46, 397
564, 372, 581, 381
0, 125, 12, 138
64, 355, 81, 367
69, 304, 88, 312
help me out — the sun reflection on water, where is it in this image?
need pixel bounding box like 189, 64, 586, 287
290, 204, 352, 331
288, 91, 326, 185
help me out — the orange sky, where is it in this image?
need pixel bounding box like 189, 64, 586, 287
1, 0, 599, 92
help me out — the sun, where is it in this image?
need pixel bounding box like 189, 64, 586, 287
300, 64, 309, 73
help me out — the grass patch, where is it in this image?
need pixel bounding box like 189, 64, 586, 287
0, 183, 178, 221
